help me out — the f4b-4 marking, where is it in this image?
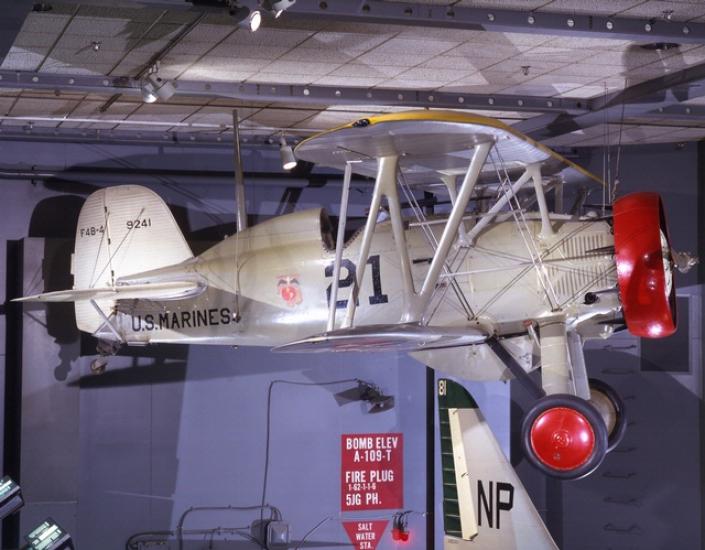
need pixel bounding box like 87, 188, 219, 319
79, 225, 105, 238
324, 254, 388, 309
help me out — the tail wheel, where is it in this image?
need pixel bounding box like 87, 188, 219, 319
521, 394, 608, 480
588, 378, 627, 452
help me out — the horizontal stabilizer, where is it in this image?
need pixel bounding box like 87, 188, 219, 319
14, 280, 205, 303
274, 323, 487, 353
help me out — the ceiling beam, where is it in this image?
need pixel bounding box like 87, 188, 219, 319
0, 0, 33, 66
0, 70, 589, 114
238, 0, 705, 44
517, 59, 705, 139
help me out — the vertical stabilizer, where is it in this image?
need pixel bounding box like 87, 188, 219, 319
438, 379, 558, 550
72, 185, 192, 335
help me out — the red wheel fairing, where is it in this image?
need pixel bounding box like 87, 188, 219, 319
521, 394, 607, 480
613, 192, 676, 338
530, 407, 596, 471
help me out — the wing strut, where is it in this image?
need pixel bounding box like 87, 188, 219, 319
343, 155, 417, 328
327, 161, 354, 332
89, 299, 123, 343
342, 141, 494, 328
409, 140, 493, 323
531, 165, 555, 238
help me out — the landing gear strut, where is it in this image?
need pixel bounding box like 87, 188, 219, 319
588, 378, 627, 452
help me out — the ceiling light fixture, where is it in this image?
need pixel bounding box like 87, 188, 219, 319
263, 0, 296, 16
231, 5, 262, 32
140, 74, 175, 104
279, 135, 297, 171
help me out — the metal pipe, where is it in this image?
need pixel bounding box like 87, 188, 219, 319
342, 160, 387, 328
327, 161, 353, 332
0, 114, 322, 134
0, 167, 322, 187
233, 110, 247, 232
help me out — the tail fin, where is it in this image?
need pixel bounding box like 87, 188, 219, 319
438, 379, 558, 550
69, 185, 192, 334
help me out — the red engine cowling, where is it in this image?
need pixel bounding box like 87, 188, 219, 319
613, 192, 676, 338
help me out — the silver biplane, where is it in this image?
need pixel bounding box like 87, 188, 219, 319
17, 111, 688, 547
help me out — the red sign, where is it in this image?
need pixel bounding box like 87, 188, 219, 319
341, 433, 403, 511
343, 520, 388, 550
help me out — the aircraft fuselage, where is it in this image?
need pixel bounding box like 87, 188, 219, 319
106, 209, 619, 348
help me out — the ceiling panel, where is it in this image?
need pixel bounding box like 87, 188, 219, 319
277, 46, 356, 65
0, 97, 18, 115
181, 105, 263, 127
63, 17, 150, 39
1, 48, 48, 71
246, 108, 320, 127
0, 1, 703, 145
57, 99, 138, 129
292, 110, 368, 130
225, 27, 316, 48
248, 73, 318, 85
208, 44, 289, 60
180, 67, 257, 82
394, 66, 476, 83
542, 36, 632, 51
118, 102, 197, 130
538, 0, 643, 16
653, 127, 705, 141
453, 1, 550, 11
617, 1, 705, 21
417, 54, 500, 72
314, 76, 385, 87
19, 11, 73, 35
4, 96, 81, 127
327, 63, 407, 79
298, 30, 397, 56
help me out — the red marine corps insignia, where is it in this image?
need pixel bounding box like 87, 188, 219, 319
277, 276, 302, 307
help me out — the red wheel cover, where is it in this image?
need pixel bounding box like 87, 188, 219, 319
613, 192, 676, 338
530, 407, 596, 472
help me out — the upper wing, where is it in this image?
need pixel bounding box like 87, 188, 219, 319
294, 110, 604, 187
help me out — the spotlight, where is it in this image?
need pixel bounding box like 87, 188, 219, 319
232, 6, 262, 32
140, 74, 175, 103
25, 518, 74, 550
279, 136, 297, 171
0, 476, 23, 520
334, 380, 395, 414
263, 0, 296, 16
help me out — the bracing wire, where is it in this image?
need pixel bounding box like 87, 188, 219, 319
612, 97, 627, 203
397, 169, 475, 321
488, 149, 560, 310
